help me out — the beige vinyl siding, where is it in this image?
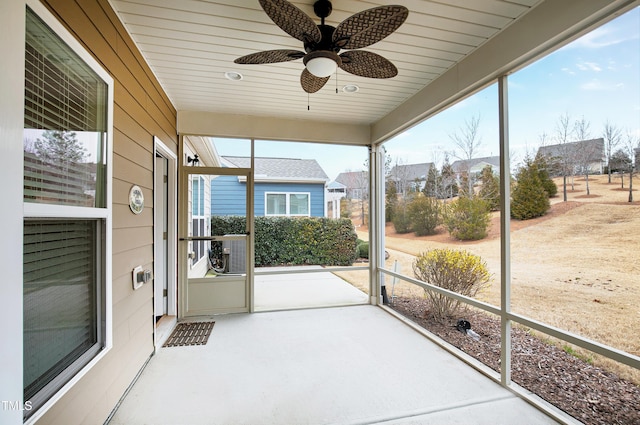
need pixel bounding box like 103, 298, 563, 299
35, 0, 177, 424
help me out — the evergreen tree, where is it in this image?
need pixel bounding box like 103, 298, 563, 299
423, 166, 440, 198
34, 130, 87, 164
440, 155, 458, 199
477, 165, 500, 211
385, 180, 398, 222
511, 158, 550, 220
533, 154, 558, 198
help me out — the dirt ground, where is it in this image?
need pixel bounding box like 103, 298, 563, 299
343, 173, 640, 384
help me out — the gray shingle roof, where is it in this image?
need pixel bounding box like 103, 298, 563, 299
536, 138, 604, 162
334, 171, 367, 188
451, 156, 500, 172
222, 156, 329, 181
389, 162, 434, 181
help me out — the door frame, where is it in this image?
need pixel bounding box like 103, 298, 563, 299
153, 137, 178, 322
178, 164, 254, 318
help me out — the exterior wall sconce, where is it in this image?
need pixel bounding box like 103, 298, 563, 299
187, 154, 199, 166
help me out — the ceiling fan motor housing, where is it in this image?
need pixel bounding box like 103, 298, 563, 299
313, 0, 332, 19
304, 24, 340, 53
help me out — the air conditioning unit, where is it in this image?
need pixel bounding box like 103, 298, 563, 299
222, 236, 246, 274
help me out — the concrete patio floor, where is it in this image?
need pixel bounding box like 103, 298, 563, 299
254, 266, 369, 311
109, 305, 560, 425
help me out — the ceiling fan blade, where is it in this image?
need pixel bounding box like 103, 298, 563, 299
333, 5, 408, 50
301, 68, 330, 93
339, 51, 398, 78
259, 0, 321, 44
234, 50, 305, 64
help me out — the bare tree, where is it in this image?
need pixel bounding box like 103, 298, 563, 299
573, 140, 600, 196
389, 157, 415, 198
574, 115, 592, 141
554, 112, 576, 201
623, 130, 639, 202
450, 114, 483, 197
603, 121, 622, 183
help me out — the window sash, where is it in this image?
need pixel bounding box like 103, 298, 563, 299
266, 192, 310, 216
23, 220, 103, 403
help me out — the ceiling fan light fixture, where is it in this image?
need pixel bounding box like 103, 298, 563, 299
303, 51, 341, 78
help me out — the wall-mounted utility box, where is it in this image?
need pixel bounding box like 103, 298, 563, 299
133, 266, 152, 290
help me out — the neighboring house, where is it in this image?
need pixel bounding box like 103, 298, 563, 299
334, 171, 368, 199
388, 162, 434, 193
536, 138, 605, 175
451, 156, 500, 177
326, 180, 347, 219
211, 156, 329, 217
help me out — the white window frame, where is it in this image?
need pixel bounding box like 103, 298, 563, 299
23, 1, 113, 422
265, 192, 311, 216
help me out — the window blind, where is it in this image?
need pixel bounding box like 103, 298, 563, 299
24, 8, 107, 207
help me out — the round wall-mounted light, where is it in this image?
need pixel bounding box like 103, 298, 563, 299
303, 51, 342, 78
224, 71, 243, 81
342, 84, 359, 93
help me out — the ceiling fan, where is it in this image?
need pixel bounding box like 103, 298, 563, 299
234, 0, 409, 93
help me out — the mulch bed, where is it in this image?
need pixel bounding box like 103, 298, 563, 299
390, 297, 640, 425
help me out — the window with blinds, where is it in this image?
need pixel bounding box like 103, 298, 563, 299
23, 5, 111, 419
23, 220, 101, 402
24, 7, 107, 208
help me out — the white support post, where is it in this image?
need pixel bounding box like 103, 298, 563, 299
368, 145, 386, 305
498, 75, 512, 386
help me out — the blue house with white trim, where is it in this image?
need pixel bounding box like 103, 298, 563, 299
211, 156, 330, 217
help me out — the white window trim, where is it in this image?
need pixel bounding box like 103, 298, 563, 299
192, 175, 206, 218
264, 192, 311, 217
24, 0, 113, 423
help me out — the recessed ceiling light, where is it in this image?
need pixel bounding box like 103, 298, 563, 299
342, 84, 359, 93
224, 71, 243, 81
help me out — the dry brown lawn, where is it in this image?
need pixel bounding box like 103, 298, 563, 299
343, 173, 640, 383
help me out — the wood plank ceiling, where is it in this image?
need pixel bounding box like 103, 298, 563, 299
110, 0, 541, 125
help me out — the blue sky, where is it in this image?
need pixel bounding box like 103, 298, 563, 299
214, 7, 639, 181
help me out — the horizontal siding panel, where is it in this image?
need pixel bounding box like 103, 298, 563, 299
211, 175, 246, 216
113, 153, 153, 192
113, 203, 153, 231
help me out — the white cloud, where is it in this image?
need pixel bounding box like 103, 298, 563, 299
580, 79, 624, 91
561, 67, 576, 75
576, 61, 602, 72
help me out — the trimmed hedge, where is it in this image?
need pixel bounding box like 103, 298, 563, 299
210, 216, 358, 266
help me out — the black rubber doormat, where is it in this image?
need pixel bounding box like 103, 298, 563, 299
163, 321, 215, 347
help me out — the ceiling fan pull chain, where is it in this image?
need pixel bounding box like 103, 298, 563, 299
335, 70, 338, 93
308, 92, 310, 111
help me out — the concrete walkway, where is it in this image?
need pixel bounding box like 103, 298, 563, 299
109, 306, 560, 425
254, 266, 369, 311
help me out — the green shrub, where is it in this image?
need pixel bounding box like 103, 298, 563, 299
356, 240, 369, 259
391, 198, 412, 233
407, 195, 441, 236
412, 248, 491, 322
443, 197, 490, 240
210, 216, 357, 266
